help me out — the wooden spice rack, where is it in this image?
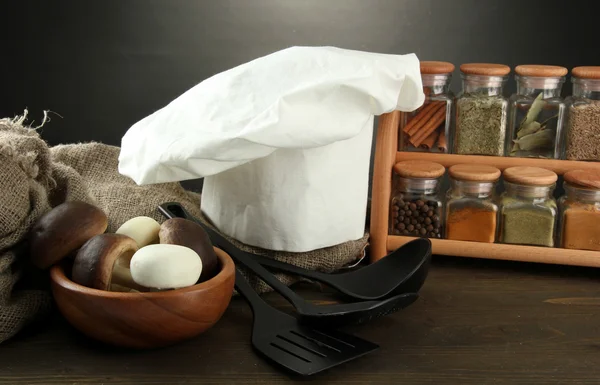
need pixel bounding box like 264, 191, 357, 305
369, 110, 600, 268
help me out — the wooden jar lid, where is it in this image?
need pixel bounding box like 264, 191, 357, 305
460, 63, 511, 76
572, 66, 600, 79
515, 65, 568, 77
564, 169, 600, 189
449, 164, 501, 182
393, 160, 445, 179
420, 61, 455, 74
503, 166, 558, 186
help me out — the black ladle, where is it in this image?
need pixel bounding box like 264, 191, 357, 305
159, 202, 431, 300
248, 238, 431, 301
159, 202, 419, 328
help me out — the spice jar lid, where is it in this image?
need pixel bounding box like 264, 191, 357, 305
460, 63, 511, 76
503, 166, 557, 186
448, 164, 501, 182
393, 160, 445, 179
420, 61, 455, 74
572, 66, 600, 80
515, 65, 568, 78
564, 169, 600, 189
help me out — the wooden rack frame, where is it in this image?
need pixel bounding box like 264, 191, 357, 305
369, 110, 600, 268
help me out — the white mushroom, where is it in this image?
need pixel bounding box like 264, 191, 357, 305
130, 244, 202, 290
115, 216, 161, 248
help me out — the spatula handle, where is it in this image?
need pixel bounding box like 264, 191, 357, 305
233, 268, 269, 314
158, 202, 308, 310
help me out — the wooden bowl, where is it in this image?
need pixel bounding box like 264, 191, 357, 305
49, 247, 235, 349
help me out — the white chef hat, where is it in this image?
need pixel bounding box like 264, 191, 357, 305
119, 46, 424, 252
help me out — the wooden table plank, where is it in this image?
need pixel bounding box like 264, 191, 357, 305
2, 256, 600, 384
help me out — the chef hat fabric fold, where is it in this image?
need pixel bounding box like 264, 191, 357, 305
118, 46, 424, 185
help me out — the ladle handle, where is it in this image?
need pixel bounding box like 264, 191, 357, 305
247, 252, 329, 282
158, 202, 308, 310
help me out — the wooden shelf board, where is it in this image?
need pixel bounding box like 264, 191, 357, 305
387, 235, 600, 268
395, 152, 600, 175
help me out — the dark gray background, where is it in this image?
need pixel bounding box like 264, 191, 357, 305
2, 0, 597, 191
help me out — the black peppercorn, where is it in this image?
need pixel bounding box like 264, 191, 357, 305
404, 218, 411, 225
416, 224, 421, 230
417, 200, 424, 207
433, 215, 439, 222
399, 210, 405, 216
407, 224, 414, 232
398, 223, 406, 230
402, 229, 409, 235
397, 200, 405, 208
411, 219, 418, 225
424, 217, 432, 225
409, 203, 417, 211
392, 211, 399, 218
421, 205, 429, 213
420, 228, 427, 235
403, 204, 410, 211
427, 210, 434, 217
405, 210, 412, 217
426, 224, 433, 232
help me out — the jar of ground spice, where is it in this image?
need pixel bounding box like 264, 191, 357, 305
454, 63, 510, 156
564, 66, 600, 161
399, 61, 455, 153
499, 166, 558, 247
444, 164, 500, 243
558, 170, 600, 251
389, 160, 445, 238
507, 65, 567, 159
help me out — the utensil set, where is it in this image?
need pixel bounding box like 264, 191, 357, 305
159, 202, 431, 376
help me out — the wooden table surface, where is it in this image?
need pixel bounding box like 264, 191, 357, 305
2, 255, 600, 384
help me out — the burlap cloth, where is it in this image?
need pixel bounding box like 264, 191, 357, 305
0, 113, 368, 344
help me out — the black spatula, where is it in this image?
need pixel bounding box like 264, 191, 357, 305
234, 267, 379, 376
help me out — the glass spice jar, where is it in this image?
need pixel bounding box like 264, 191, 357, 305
444, 164, 500, 243
558, 170, 600, 251
389, 160, 445, 238
506, 65, 567, 159
454, 63, 510, 156
499, 166, 558, 247
399, 61, 455, 154
564, 66, 600, 161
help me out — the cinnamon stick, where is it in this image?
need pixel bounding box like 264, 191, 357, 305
437, 130, 447, 153
403, 102, 443, 136
419, 128, 440, 150
409, 106, 447, 147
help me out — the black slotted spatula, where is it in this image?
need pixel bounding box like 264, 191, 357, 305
234, 267, 379, 376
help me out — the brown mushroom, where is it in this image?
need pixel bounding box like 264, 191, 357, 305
71, 233, 147, 291
30, 201, 108, 269
158, 218, 218, 282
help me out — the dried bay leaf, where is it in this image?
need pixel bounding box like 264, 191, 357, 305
512, 129, 555, 153
516, 121, 542, 138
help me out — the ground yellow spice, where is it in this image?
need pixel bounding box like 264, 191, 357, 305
562, 204, 600, 251
446, 206, 497, 243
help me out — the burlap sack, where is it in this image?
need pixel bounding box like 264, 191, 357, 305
0, 113, 368, 343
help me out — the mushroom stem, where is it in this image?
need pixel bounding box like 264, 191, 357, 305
111, 263, 149, 292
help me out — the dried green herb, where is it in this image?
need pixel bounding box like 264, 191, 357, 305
565, 103, 600, 161
500, 197, 556, 247
511, 129, 554, 154
455, 94, 507, 156
510, 93, 559, 158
